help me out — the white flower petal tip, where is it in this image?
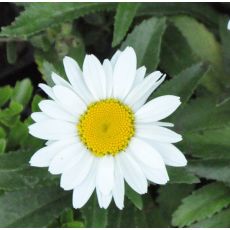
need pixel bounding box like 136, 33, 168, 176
227, 20, 230, 30
29, 47, 186, 210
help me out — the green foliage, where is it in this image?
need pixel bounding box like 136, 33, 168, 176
172, 183, 230, 227
121, 16, 166, 71
0, 2, 230, 228
112, 3, 139, 47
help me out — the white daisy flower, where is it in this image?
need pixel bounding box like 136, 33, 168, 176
228, 20, 230, 30
29, 47, 187, 210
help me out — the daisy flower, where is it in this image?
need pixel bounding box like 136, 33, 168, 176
29, 47, 187, 210
228, 20, 230, 30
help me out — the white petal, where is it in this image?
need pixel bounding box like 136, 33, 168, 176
96, 155, 114, 195
133, 66, 146, 87
72, 159, 98, 209
136, 124, 182, 143
39, 83, 55, 99
39, 100, 76, 123
29, 139, 76, 167
28, 120, 76, 140
83, 54, 107, 100
101, 193, 112, 209
113, 47, 137, 99
63, 56, 93, 103
45, 140, 55, 146
129, 137, 169, 184
103, 59, 113, 98
51, 72, 71, 88
110, 50, 121, 68
96, 187, 103, 208
152, 121, 174, 127
135, 95, 181, 123
228, 20, 230, 30
112, 158, 124, 210
150, 141, 187, 167
125, 71, 165, 111
117, 151, 147, 194
52, 85, 86, 117
31, 112, 49, 122
48, 142, 84, 175
60, 150, 94, 190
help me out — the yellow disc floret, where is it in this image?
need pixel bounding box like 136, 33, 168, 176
77, 99, 135, 157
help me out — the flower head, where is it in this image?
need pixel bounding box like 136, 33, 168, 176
29, 47, 187, 209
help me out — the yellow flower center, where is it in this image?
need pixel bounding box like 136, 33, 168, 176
77, 99, 135, 157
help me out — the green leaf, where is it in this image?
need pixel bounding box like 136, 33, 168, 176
174, 97, 230, 133
154, 62, 209, 104
170, 15, 226, 93
172, 182, 230, 227
167, 167, 200, 184
187, 159, 230, 184
0, 85, 13, 107
81, 192, 107, 227
191, 208, 230, 227
121, 17, 166, 71
62, 221, 85, 228
160, 24, 198, 76
0, 186, 71, 227
6, 41, 17, 64
137, 3, 220, 28
157, 184, 194, 227
181, 126, 230, 159
125, 183, 143, 210
11, 79, 33, 107
31, 95, 43, 112
0, 139, 6, 154
0, 150, 58, 191
219, 15, 230, 76
112, 3, 139, 47
0, 3, 116, 38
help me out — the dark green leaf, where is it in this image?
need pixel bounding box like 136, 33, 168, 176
121, 17, 166, 71
112, 3, 139, 47
125, 183, 143, 210
188, 159, 230, 184
81, 192, 107, 227
0, 186, 71, 227
191, 208, 230, 227
0, 139, 6, 154
6, 41, 17, 64
0, 3, 117, 38
181, 126, 230, 159
167, 167, 200, 184
172, 182, 230, 227
155, 62, 209, 105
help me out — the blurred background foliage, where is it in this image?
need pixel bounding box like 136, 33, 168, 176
0, 2, 230, 227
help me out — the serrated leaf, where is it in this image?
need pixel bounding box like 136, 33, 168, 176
154, 62, 209, 105
157, 184, 194, 227
0, 186, 71, 227
0, 3, 116, 38
121, 16, 166, 71
172, 182, 230, 227
125, 183, 143, 210
12, 79, 33, 108
181, 126, 230, 159
112, 3, 139, 47
0, 85, 13, 107
81, 192, 107, 227
187, 159, 230, 184
167, 167, 200, 184
191, 208, 230, 227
